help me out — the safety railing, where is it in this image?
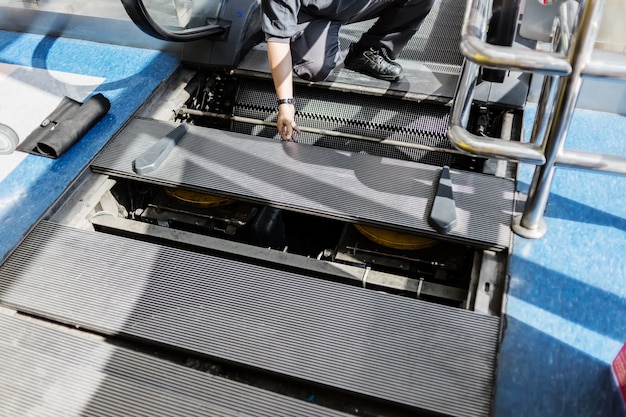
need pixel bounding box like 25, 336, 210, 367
449, 0, 626, 238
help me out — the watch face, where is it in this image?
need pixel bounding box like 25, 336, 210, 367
0, 123, 19, 155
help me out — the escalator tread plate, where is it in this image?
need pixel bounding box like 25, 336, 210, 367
0, 220, 500, 417
91, 118, 514, 249
0, 313, 353, 417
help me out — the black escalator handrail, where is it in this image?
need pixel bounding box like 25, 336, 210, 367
121, 0, 227, 42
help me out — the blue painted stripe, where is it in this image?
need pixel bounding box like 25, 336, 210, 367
0, 30, 179, 262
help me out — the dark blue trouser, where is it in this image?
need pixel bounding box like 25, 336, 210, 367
290, 0, 435, 81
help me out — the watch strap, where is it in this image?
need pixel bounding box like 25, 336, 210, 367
277, 98, 295, 106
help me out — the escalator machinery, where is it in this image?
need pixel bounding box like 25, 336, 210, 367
89, 0, 524, 317
0, 1, 530, 417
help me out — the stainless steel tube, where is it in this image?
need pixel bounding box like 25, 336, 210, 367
460, 0, 572, 75
447, 58, 545, 164
518, 0, 607, 237
529, 2, 575, 147
584, 49, 626, 80
556, 149, 626, 175
528, 75, 558, 147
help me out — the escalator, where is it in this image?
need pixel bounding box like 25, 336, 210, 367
0, 0, 527, 416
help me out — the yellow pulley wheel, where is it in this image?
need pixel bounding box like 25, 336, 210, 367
164, 187, 235, 208
354, 224, 439, 251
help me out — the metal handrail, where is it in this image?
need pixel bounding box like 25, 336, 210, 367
585, 49, 626, 79
557, 149, 626, 174
449, 0, 626, 238
460, 0, 572, 75
448, 60, 546, 164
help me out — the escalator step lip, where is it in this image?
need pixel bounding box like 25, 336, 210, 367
0, 220, 499, 417
91, 118, 515, 250
0, 313, 353, 417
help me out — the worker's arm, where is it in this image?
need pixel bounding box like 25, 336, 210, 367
267, 40, 300, 141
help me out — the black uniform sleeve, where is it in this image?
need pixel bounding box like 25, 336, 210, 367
261, 0, 300, 39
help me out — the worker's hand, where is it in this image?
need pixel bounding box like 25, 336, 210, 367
277, 103, 300, 142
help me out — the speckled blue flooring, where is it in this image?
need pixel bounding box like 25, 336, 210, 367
494, 104, 626, 417
0, 30, 179, 263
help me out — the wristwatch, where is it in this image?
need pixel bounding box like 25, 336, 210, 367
277, 98, 295, 106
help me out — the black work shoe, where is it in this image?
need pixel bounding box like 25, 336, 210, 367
344, 46, 403, 82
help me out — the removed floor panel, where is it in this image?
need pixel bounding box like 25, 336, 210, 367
0, 221, 500, 417
91, 118, 515, 249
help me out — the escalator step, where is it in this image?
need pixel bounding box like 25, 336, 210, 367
0, 220, 500, 417
0, 313, 352, 417
91, 118, 515, 249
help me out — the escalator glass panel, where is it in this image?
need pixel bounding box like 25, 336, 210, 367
121, 0, 227, 41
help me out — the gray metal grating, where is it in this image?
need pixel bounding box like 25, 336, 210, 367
233, 78, 455, 166
92, 118, 514, 249
0, 314, 353, 417
0, 221, 500, 417
339, 0, 466, 66
235, 0, 465, 101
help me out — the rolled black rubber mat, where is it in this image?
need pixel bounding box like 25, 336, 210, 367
17, 93, 110, 158
0, 221, 500, 417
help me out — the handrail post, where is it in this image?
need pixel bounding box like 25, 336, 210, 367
528, 1, 577, 147
512, 0, 606, 239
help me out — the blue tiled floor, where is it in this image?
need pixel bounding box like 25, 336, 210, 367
494, 105, 626, 417
0, 30, 179, 263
